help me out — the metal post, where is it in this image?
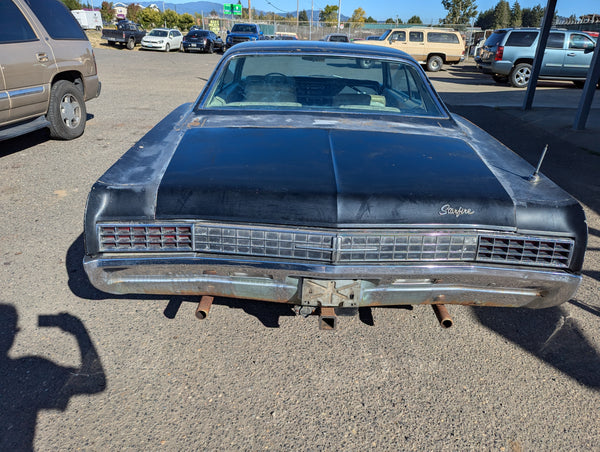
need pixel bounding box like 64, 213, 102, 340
523, 0, 557, 110
337, 0, 341, 33
309, 0, 313, 40
573, 41, 600, 130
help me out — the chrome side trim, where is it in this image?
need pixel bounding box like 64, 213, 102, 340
84, 255, 581, 309
9, 86, 45, 98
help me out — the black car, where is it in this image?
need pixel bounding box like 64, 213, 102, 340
182, 29, 224, 53
83, 42, 587, 329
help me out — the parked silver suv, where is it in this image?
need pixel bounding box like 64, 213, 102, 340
0, 0, 101, 141
477, 28, 597, 88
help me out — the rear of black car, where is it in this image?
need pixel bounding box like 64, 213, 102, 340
182, 30, 216, 53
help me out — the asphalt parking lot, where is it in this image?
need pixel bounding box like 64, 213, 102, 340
1, 47, 599, 450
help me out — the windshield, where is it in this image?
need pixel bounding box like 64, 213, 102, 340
149, 30, 168, 37
202, 53, 444, 117
189, 31, 209, 37
231, 24, 257, 33
379, 30, 392, 40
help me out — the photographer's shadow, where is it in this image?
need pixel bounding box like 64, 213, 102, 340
0, 304, 106, 451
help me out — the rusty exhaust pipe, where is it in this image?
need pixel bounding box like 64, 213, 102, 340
319, 306, 337, 330
195, 296, 214, 320
432, 304, 453, 328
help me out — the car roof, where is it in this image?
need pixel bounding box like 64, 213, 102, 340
226, 40, 415, 62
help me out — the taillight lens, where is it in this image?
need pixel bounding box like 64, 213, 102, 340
495, 46, 504, 61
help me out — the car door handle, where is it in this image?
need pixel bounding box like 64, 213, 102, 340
36, 52, 49, 62
567, 52, 576, 57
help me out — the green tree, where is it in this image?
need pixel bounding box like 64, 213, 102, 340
127, 4, 142, 23
163, 9, 179, 28
441, 0, 477, 24
365, 16, 377, 23
100, 1, 114, 23
178, 13, 195, 31
61, 0, 82, 10
493, 0, 511, 29
407, 15, 422, 24
510, 1, 522, 27
475, 8, 494, 29
319, 4, 339, 27
521, 5, 545, 27
138, 8, 162, 29
385, 18, 395, 24
299, 10, 309, 25
350, 7, 366, 28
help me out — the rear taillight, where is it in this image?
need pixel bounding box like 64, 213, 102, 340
495, 46, 504, 61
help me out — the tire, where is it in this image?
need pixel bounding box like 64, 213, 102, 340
179, 42, 184, 52
207, 42, 214, 54
47, 80, 86, 140
492, 74, 508, 84
126, 37, 135, 50
165, 43, 170, 52
426, 55, 443, 72
509, 63, 532, 88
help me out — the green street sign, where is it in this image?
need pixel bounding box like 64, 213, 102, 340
233, 4, 242, 15
223, 3, 232, 14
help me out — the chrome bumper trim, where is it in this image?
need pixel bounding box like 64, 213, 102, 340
83, 255, 581, 309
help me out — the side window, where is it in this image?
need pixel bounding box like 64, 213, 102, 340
409, 31, 424, 43
428, 32, 460, 44
25, 0, 87, 40
569, 34, 595, 50
0, 1, 37, 43
390, 31, 406, 42
547, 33, 565, 49
504, 31, 538, 47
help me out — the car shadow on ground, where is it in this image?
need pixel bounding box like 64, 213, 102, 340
472, 306, 600, 388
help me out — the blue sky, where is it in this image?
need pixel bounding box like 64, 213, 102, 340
165, 0, 599, 22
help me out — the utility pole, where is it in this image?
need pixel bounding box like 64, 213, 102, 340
336, 0, 341, 32
248, 0, 252, 21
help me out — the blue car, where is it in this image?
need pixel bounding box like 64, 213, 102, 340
477, 28, 597, 88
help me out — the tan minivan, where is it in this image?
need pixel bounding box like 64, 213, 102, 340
357, 28, 465, 72
0, 0, 101, 141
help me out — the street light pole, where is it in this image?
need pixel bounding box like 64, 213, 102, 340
336, 0, 341, 32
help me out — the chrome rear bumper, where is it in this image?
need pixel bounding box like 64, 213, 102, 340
83, 254, 581, 309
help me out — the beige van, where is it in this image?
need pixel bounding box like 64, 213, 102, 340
0, 0, 101, 141
357, 28, 465, 72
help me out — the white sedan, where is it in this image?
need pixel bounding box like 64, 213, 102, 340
141, 28, 183, 52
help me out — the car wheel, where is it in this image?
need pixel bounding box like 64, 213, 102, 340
126, 37, 135, 50
492, 74, 508, 84
426, 55, 443, 72
179, 42, 184, 52
356, 58, 373, 69
207, 42, 214, 54
509, 63, 532, 88
165, 43, 170, 52
47, 80, 86, 140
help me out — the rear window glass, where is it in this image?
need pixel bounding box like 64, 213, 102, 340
24, 0, 87, 40
427, 32, 459, 44
484, 31, 506, 47
505, 31, 538, 47
0, 1, 37, 43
